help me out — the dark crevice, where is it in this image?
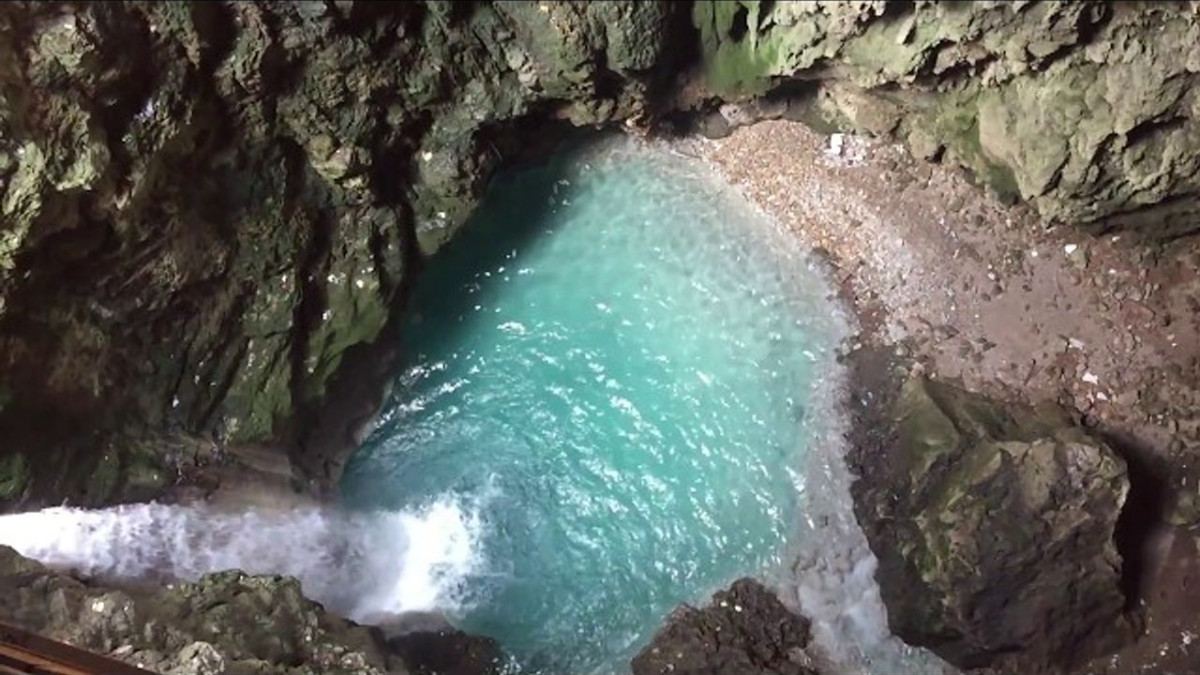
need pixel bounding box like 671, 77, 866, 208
642, 1, 701, 120
593, 66, 624, 102
881, 1, 916, 19
1027, 3, 1112, 74
728, 5, 749, 42
1125, 116, 1186, 148
1095, 193, 1200, 242
286, 148, 336, 450
756, 1, 776, 31
1102, 429, 1173, 612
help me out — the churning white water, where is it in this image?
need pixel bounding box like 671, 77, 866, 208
0, 498, 483, 623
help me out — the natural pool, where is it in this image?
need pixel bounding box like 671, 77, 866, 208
341, 137, 849, 673
0, 135, 873, 675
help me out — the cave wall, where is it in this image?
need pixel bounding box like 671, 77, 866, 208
693, 1, 1200, 236
0, 1, 685, 506
1, 0, 1199, 509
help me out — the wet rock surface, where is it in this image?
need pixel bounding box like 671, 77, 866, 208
0, 544, 500, 675
631, 579, 822, 675
856, 375, 1131, 671
0, 0, 686, 509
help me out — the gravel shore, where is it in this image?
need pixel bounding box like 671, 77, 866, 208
696, 120, 1200, 674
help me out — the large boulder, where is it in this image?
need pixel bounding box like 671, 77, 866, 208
854, 376, 1131, 670
631, 578, 822, 675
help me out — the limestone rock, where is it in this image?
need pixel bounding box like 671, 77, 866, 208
693, 1, 1200, 235
4, 1, 1200, 514
0, 1, 682, 509
631, 579, 822, 675
854, 376, 1131, 670
0, 545, 414, 674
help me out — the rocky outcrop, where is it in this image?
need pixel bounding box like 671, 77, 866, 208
631, 579, 822, 675
690, 1, 1200, 237
0, 544, 500, 675
0, 1, 686, 509
852, 375, 1132, 671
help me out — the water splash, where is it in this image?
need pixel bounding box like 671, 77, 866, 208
0, 498, 483, 623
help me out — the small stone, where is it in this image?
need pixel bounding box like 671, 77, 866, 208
827, 133, 845, 157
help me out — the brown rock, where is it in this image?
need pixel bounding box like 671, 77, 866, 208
632, 579, 821, 675
854, 376, 1132, 670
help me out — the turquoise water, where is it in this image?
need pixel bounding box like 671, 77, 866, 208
341, 137, 846, 673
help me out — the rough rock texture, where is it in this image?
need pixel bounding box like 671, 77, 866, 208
851, 375, 1132, 671
631, 579, 822, 675
0, 1, 685, 509
0, 544, 500, 675
690, 1, 1200, 236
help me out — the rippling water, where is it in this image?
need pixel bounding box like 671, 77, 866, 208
342, 137, 849, 673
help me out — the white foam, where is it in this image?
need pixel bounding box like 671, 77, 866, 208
780, 361, 950, 674
0, 498, 483, 624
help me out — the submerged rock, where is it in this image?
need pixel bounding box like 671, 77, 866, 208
855, 376, 1131, 670
631, 579, 822, 675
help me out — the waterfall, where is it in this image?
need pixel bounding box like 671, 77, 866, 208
0, 499, 483, 623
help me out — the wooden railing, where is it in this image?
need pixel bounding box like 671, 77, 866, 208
0, 622, 156, 675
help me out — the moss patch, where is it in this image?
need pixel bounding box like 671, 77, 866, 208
0, 454, 31, 501
693, 1, 787, 98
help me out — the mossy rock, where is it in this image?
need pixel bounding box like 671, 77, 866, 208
0, 454, 31, 501
864, 376, 1131, 670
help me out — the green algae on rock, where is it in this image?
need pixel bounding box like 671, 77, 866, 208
856, 375, 1131, 671
0, 1, 685, 508
692, 1, 1200, 231
0, 454, 30, 501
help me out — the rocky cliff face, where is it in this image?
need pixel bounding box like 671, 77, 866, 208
691, 1, 1200, 237
0, 1, 685, 507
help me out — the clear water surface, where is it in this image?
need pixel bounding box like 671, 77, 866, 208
341, 136, 846, 673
